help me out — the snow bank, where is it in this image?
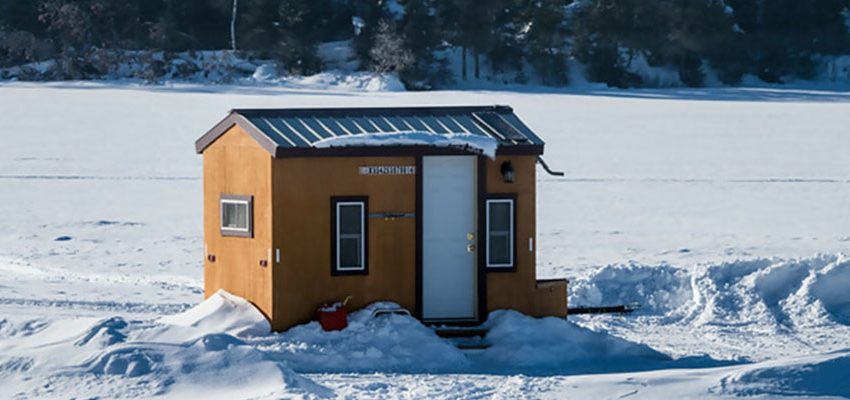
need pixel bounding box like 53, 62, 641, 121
313, 131, 499, 158
159, 289, 270, 337
570, 254, 850, 362
254, 303, 691, 375
0, 49, 407, 92
256, 302, 470, 373
281, 71, 406, 92
477, 310, 671, 374
569, 263, 692, 315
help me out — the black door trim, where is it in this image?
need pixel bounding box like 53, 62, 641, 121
414, 155, 487, 324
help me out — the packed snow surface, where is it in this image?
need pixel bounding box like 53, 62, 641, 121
313, 130, 499, 158
0, 83, 848, 398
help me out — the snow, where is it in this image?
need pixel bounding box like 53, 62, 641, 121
0, 304, 328, 399
571, 255, 850, 365
717, 350, 850, 397
159, 290, 270, 337
0, 49, 405, 91
316, 40, 359, 71
313, 130, 500, 158
257, 302, 470, 373
0, 82, 849, 398
476, 310, 678, 375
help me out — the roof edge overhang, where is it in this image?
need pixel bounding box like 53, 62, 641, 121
273, 144, 543, 158
194, 111, 279, 155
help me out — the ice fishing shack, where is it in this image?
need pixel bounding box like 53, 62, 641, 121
195, 105, 567, 331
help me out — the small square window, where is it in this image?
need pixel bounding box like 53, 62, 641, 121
487, 197, 515, 269
220, 195, 252, 237
331, 197, 368, 275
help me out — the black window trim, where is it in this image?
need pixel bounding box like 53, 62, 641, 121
220, 194, 253, 238
485, 194, 517, 271
330, 196, 369, 276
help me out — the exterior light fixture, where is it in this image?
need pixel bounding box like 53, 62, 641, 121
501, 161, 514, 183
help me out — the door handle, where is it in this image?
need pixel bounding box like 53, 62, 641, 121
467, 232, 475, 241
467, 244, 476, 253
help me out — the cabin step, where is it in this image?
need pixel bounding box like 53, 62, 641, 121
433, 327, 490, 350
455, 341, 491, 350
445, 336, 491, 350
433, 327, 489, 339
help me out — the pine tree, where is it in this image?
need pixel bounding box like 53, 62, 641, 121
398, 0, 451, 89
524, 0, 570, 85
0, 0, 44, 34
275, 0, 324, 74
572, 0, 654, 87
351, 0, 389, 71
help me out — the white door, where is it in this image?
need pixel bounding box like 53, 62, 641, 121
422, 156, 477, 320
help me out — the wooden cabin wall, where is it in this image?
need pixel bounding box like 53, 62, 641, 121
203, 126, 274, 320
484, 155, 567, 317
270, 156, 417, 331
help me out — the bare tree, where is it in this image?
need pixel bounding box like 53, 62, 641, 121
230, 0, 238, 51
369, 20, 413, 74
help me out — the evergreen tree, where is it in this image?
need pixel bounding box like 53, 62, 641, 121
0, 0, 44, 34
0, 0, 846, 87
486, 0, 525, 80
237, 0, 280, 56
728, 0, 850, 82
663, 0, 741, 86
572, 0, 657, 87
524, 0, 570, 85
350, 0, 389, 71
274, 0, 324, 74
398, 0, 450, 88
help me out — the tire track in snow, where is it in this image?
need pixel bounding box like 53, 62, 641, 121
539, 177, 850, 184
0, 175, 199, 181
0, 297, 191, 314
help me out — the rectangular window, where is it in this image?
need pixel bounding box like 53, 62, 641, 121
332, 197, 368, 274
220, 194, 252, 237
486, 197, 515, 269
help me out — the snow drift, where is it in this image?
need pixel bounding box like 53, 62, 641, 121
255, 302, 470, 373
254, 303, 686, 375
570, 254, 850, 362
717, 349, 850, 398
0, 292, 328, 399
476, 310, 673, 374
159, 289, 270, 337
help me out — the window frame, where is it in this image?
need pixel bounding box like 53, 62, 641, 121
485, 195, 517, 270
220, 194, 253, 238
330, 196, 369, 275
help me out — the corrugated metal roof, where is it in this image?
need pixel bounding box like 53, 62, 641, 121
195, 105, 545, 156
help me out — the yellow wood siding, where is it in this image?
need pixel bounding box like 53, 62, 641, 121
203, 126, 274, 320
270, 156, 417, 331
485, 155, 567, 317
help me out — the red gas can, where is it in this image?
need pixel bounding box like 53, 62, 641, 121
316, 296, 352, 331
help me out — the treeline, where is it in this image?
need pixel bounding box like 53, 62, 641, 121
1, 0, 848, 88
